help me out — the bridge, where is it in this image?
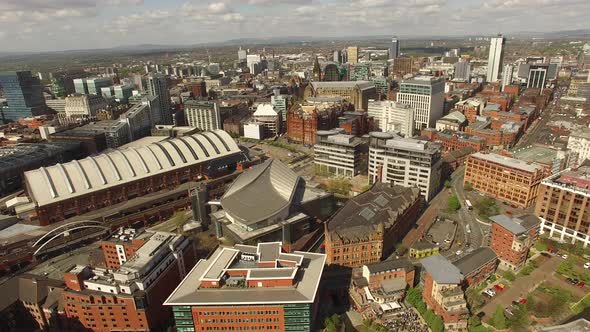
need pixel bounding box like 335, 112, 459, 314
31, 220, 111, 256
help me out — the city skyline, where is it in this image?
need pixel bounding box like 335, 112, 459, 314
0, 0, 589, 52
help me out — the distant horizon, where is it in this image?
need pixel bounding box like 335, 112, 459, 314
0, 0, 589, 53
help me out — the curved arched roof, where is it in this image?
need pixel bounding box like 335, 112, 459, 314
25, 130, 241, 207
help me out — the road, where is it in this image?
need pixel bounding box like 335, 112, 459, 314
448, 166, 489, 258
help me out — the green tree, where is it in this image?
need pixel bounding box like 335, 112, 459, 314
474, 197, 500, 218
503, 271, 516, 282
430, 315, 444, 332
324, 314, 341, 332
444, 179, 452, 188
489, 305, 507, 329
447, 194, 461, 211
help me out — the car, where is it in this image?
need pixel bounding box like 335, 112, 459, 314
476, 312, 485, 319
456, 250, 463, 256
483, 289, 495, 297
482, 291, 493, 298
494, 284, 505, 291
519, 298, 527, 305
584, 262, 590, 269
578, 282, 585, 288
562, 254, 569, 259
568, 278, 579, 285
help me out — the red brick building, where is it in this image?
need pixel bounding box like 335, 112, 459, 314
325, 183, 422, 267
286, 102, 352, 145
489, 214, 540, 271
164, 242, 326, 332
421, 255, 468, 331
187, 80, 207, 98
421, 128, 485, 152
100, 228, 148, 269
453, 247, 498, 287
62, 231, 196, 332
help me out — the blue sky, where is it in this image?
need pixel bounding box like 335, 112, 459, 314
0, 0, 588, 52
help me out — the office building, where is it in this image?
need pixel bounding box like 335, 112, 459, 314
184, 100, 221, 131
271, 95, 289, 122
333, 50, 342, 63
453, 61, 471, 81
252, 103, 281, 138
322, 63, 341, 82
246, 54, 262, 75
517, 63, 558, 89
63, 230, 196, 332
314, 129, 367, 177
188, 80, 207, 98
164, 242, 326, 332
392, 57, 415, 76
23, 130, 244, 225
0, 71, 47, 121
73, 77, 113, 95
368, 132, 442, 201
486, 34, 505, 81
45, 99, 66, 113
367, 100, 415, 137
210, 159, 333, 245
347, 46, 359, 64
567, 128, 590, 166
130, 94, 162, 127
147, 73, 172, 124
464, 152, 545, 208
389, 37, 400, 60
113, 84, 134, 103
64, 94, 106, 118
304, 81, 377, 111
396, 76, 444, 130
238, 47, 247, 63
120, 103, 152, 141
489, 214, 540, 271
535, 166, 590, 247
502, 64, 514, 91
421, 255, 468, 331
325, 183, 422, 267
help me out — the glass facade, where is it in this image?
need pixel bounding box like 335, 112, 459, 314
173, 306, 196, 332
0, 71, 47, 122
283, 304, 311, 332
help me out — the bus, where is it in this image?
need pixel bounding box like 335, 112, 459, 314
465, 199, 473, 210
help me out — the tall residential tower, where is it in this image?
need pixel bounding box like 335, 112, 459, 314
147, 73, 172, 124
486, 34, 505, 81
0, 71, 47, 121
389, 37, 400, 60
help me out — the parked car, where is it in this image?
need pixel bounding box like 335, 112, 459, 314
494, 283, 506, 291
482, 291, 493, 298
518, 298, 527, 305
562, 254, 569, 259
584, 262, 590, 269
456, 250, 463, 256
483, 289, 495, 297
578, 282, 585, 288
568, 278, 579, 285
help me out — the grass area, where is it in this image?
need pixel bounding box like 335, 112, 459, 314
534, 241, 548, 252
474, 197, 500, 219
557, 256, 590, 283
527, 282, 573, 319
572, 293, 590, 314
266, 140, 308, 155
517, 259, 539, 277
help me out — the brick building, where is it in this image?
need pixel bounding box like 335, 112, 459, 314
421, 129, 485, 152
453, 247, 498, 287
325, 183, 422, 267
442, 146, 477, 177
100, 228, 148, 269
489, 215, 540, 271
164, 242, 326, 332
23, 130, 246, 225
303, 81, 377, 111
421, 255, 468, 331
464, 152, 545, 208
454, 98, 486, 123
286, 102, 347, 145
62, 231, 196, 332
464, 120, 522, 148
535, 166, 590, 247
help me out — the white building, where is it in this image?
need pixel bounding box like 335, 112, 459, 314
184, 100, 221, 131
246, 54, 261, 75
64, 94, 106, 118
368, 132, 442, 201
502, 64, 514, 91
120, 103, 152, 141
252, 104, 281, 138
435, 111, 467, 132
453, 61, 471, 81
568, 128, 590, 166
487, 35, 505, 82
367, 100, 415, 137
243, 122, 264, 140
314, 129, 367, 177
396, 76, 444, 130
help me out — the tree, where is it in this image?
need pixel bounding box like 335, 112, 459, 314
503, 271, 516, 282
447, 194, 461, 211
489, 305, 507, 330
507, 305, 530, 332
430, 315, 444, 332
326, 177, 352, 197
474, 197, 500, 218
324, 314, 341, 332
444, 179, 452, 188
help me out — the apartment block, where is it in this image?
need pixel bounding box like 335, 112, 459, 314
396, 76, 444, 130
164, 242, 326, 332
367, 100, 415, 137
489, 214, 539, 271
464, 152, 545, 208
453, 247, 498, 287
368, 132, 442, 201
184, 100, 222, 131
535, 166, 590, 246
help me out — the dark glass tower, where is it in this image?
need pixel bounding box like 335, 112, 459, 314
0, 71, 47, 122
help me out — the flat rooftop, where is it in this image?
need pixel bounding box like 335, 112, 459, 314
513, 145, 559, 165
471, 152, 543, 173
164, 243, 326, 306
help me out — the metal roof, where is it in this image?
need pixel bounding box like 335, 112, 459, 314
453, 247, 497, 277
420, 254, 463, 284
490, 214, 540, 234
365, 258, 414, 274
24, 130, 240, 207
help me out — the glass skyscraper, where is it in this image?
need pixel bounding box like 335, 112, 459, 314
147, 73, 171, 124
0, 71, 47, 122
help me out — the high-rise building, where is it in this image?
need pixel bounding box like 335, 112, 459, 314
147, 73, 172, 124
73, 77, 113, 95
0, 71, 47, 121
252, 103, 281, 137
486, 34, 505, 81
535, 166, 590, 247
246, 54, 262, 75
453, 61, 471, 81
368, 132, 442, 201
164, 242, 326, 332
367, 100, 415, 137
396, 76, 445, 130
238, 47, 247, 63
120, 102, 152, 141
314, 129, 367, 177
271, 95, 289, 122
347, 46, 359, 64
389, 37, 400, 60
501, 64, 514, 91
184, 100, 221, 131
517, 63, 558, 89
113, 84, 134, 103
333, 50, 342, 63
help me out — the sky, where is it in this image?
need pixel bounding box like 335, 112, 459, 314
0, 0, 589, 52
